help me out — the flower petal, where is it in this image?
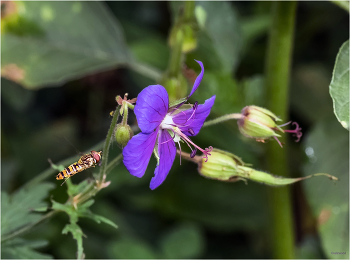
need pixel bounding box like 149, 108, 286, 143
123, 129, 158, 178
135, 85, 169, 133
188, 60, 204, 98
149, 130, 176, 190
173, 95, 216, 136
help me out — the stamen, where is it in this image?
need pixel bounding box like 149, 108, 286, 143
190, 148, 197, 158
273, 136, 284, 148
177, 142, 182, 165
278, 121, 292, 127
202, 146, 213, 162
193, 101, 198, 110
189, 128, 195, 135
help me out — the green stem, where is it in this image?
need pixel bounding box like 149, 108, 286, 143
98, 106, 120, 185
264, 2, 297, 258
203, 113, 242, 127
184, 1, 195, 20
168, 29, 184, 77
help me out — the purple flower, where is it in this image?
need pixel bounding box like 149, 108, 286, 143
123, 60, 216, 190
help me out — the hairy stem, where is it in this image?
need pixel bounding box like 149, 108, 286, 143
203, 113, 243, 127
264, 2, 297, 258
98, 106, 120, 185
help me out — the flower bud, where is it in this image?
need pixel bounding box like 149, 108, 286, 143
198, 148, 245, 181
115, 123, 133, 148
238, 105, 283, 141
197, 148, 337, 186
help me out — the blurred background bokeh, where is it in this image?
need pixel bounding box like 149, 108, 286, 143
1, 1, 349, 259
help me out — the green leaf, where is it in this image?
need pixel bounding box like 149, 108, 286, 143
302, 119, 349, 259
329, 40, 349, 130
77, 199, 118, 229
1, 182, 54, 236
1, 1, 131, 89
2, 238, 52, 259
67, 179, 90, 198
160, 222, 205, 259
107, 237, 158, 259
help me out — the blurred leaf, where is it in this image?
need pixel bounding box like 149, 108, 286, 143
302, 119, 349, 259
160, 222, 205, 258
1, 182, 54, 236
295, 235, 324, 259
107, 237, 158, 259
329, 40, 349, 130
2, 238, 52, 259
1, 78, 34, 111
1, 1, 131, 89
239, 75, 266, 107
241, 14, 270, 53
291, 64, 334, 123
195, 1, 243, 72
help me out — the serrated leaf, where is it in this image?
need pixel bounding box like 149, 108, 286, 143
51, 199, 74, 215
1, 1, 131, 89
1, 182, 54, 236
302, 119, 349, 259
329, 40, 349, 130
77, 199, 118, 229
2, 238, 52, 259
160, 223, 204, 259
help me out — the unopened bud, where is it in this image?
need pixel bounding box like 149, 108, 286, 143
115, 124, 133, 148
198, 148, 245, 181
238, 105, 283, 141
197, 148, 336, 185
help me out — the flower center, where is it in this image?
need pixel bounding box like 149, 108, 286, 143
160, 113, 212, 163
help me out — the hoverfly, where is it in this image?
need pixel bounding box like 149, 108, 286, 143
56, 150, 102, 185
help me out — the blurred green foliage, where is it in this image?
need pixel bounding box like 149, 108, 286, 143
1, 1, 349, 259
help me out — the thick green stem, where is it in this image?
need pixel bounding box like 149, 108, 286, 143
203, 113, 242, 127
184, 1, 195, 20
264, 2, 297, 258
168, 29, 184, 77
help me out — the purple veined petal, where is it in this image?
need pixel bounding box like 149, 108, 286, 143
149, 130, 176, 190
135, 85, 169, 133
123, 129, 159, 178
172, 95, 216, 136
188, 60, 204, 98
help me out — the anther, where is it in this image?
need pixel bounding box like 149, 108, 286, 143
193, 101, 198, 110
189, 128, 195, 135
190, 148, 197, 158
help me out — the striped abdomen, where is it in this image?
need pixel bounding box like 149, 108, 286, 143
56, 163, 85, 180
